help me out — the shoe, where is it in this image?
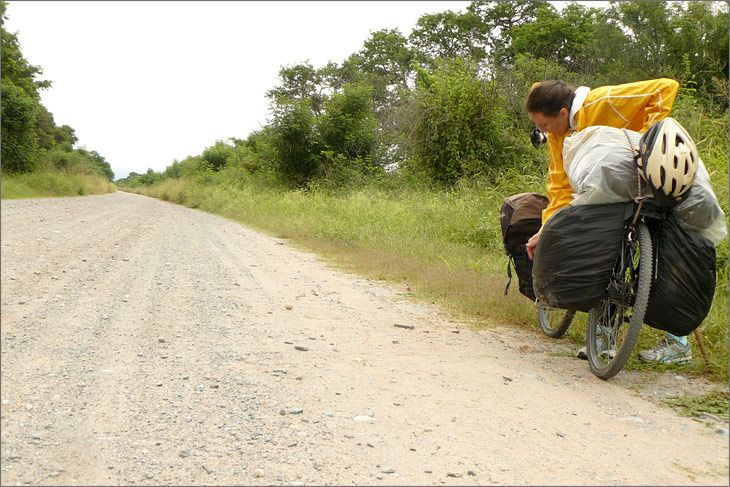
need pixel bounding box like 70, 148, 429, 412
638, 337, 692, 365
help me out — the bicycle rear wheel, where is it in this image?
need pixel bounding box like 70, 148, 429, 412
587, 222, 652, 380
537, 303, 575, 338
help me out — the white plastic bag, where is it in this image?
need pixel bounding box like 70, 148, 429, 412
563, 125, 726, 246
563, 126, 648, 205
673, 162, 727, 246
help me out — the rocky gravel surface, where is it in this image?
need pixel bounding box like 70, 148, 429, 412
1, 192, 728, 485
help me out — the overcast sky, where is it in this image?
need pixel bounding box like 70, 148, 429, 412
6, 1, 606, 180
7, 1, 486, 179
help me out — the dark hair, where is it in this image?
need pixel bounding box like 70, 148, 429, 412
526, 80, 575, 117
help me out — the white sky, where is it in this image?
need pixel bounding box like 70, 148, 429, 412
7, 1, 603, 180
6, 1, 479, 180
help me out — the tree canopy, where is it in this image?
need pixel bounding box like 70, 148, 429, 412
1, 1, 113, 179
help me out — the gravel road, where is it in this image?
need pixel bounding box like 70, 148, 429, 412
1, 192, 728, 486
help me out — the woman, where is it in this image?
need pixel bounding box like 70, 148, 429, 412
525, 78, 692, 365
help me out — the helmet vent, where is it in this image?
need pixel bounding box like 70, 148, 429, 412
638, 117, 699, 203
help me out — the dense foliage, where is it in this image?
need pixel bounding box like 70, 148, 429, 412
3, 0, 728, 375
0, 1, 113, 181
116, 0, 726, 191
95, 0, 730, 379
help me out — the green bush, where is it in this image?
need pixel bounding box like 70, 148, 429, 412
270, 98, 321, 186
1, 77, 39, 173
402, 58, 515, 185
317, 82, 377, 161
201, 140, 235, 171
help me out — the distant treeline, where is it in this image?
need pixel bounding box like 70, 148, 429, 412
0, 1, 114, 181
117, 0, 728, 189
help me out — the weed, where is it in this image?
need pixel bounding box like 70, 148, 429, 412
2, 171, 115, 199
663, 390, 729, 420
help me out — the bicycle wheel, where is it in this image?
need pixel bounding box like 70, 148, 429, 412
537, 303, 576, 338
587, 222, 652, 380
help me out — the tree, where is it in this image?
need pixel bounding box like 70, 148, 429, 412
666, 2, 729, 105
266, 62, 328, 116
270, 98, 321, 186
78, 148, 114, 180
0, 4, 51, 100
35, 106, 57, 151
317, 82, 377, 161
409, 10, 488, 64
403, 59, 511, 184
0, 1, 115, 177
1, 1, 49, 172
606, 0, 673, 77
467, 0, 542, 66
507, 3, 582, 70
1, 78, 39, 172
53, 125, 78, 151
356, 29, 414, 91
201, 140, 235, 171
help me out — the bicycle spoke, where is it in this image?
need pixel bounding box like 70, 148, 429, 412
587, 222, 652, 380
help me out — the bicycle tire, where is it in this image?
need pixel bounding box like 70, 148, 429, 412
538, 305, 576, 338
587, 222, 652, 380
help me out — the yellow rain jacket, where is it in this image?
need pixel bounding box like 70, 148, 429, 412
541, 78, 679, 224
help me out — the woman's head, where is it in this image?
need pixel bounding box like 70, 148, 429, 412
526, 80, 574, 136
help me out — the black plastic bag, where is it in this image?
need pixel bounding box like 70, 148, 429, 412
644, 216, 716, 336
532, 202, 634, 312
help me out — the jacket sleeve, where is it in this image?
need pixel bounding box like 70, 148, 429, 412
541, 134, 574, 225
608, 78, 679, 132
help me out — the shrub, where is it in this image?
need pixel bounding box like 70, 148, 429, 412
401, 58, 515, 185
317, 82, 377, 161
201, 140, 235, 171
1, 78, 39, 173
270, 98, 321, 186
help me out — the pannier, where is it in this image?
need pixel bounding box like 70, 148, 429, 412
644, 216, 716, 336
532, 202, 634, 312
500, 192, 548, 301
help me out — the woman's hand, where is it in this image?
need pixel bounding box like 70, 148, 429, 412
526, 230, 541, 260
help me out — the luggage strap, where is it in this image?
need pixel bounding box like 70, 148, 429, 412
504, 257, 513, 296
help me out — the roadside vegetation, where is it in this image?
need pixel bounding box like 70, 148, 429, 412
121, 0, 729, 382
0, 1, 115, 198
2, 171, 115, 199
6, 1, 721, 379
664, 390, 729, 421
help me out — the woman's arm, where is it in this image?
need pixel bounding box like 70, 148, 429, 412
542, 134, 574, 224
579, 78, 680, 133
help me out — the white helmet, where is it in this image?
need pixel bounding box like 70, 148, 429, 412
637, 117, 698, 205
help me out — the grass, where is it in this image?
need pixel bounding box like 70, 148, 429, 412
663, 390, 729, 420
125, 171, 729, 383
1, 171, 116, 199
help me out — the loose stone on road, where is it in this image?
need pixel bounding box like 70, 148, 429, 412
1, 192, 728, 485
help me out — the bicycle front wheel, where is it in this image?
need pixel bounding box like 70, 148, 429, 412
587, 222, 652, 380
537, 303, 575, 338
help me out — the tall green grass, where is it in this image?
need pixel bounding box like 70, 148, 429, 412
127, 168, 728, 382
1, 171, 116, 199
